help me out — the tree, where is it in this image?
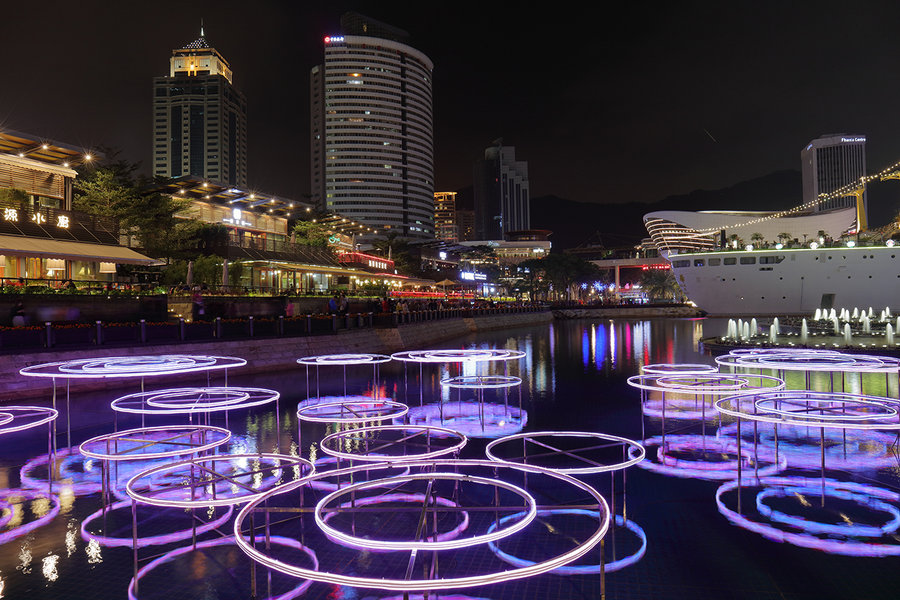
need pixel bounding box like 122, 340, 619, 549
641, 268, 680, 302
777, 232, 792, 245
73, 169, 135, 218
750, 232, 764, 246
0, 188, 29, 205
372, 232, 417, 274
293, 220, 332, 247
525, 253, 601, 301
123, 192, 197, 262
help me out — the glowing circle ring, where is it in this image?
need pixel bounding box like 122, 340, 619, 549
487, 511, 646, 574
19, 355, 246, 379
631, 435, 787, 480
0, 412, 12, 427
126, 453, 315, 508
626, 374, 785, 394
714, 392, 900, 430
320, 424, 467, 462
440, 375, 522, 389
297, 399, 408, 424
485, 431, 645, 475
127, 535, 318, 600
81, 499, 233, 548
315, 472, 536, 551
297, 353, 393, 366
0, 406, 58, 435
79, 425, 231, 461
234, 458, 610, 591
756, 485, 900, 537
754, 394, 897, 422
320, 492, 469, 551
112, 387, 279, 415
641, 363, 717, 375
391, 349, 526, 363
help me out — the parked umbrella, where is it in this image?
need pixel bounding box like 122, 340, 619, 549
186, 260, 194, 286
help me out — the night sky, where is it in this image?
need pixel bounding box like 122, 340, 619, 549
6, 1, 900, 211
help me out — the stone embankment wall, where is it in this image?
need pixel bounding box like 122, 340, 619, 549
0, 311, 552, 401
553, 306, 704, 319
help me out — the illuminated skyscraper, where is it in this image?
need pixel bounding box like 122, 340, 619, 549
801, 134, 866, 218
310, 13, 434, 239
152, 28, 248, 186
473, 143, 529, 240
434, 192, 458, 242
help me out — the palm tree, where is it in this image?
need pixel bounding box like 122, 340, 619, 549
641, 269, 680, 302
777, 232, 792, 246
750, 232, 765, 247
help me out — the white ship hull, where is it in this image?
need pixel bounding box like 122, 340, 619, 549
668, 246, 900, 316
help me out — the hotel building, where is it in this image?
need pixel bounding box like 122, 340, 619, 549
310, 13, 435, 239
801, 134, 866, 217
434, 192, 458, 243
473, 144, 530, 240
152, 28, 248, 187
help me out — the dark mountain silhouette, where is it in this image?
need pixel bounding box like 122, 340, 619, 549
531, 170, 803, 250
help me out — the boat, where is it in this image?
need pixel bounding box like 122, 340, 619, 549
643, 206, 899, 316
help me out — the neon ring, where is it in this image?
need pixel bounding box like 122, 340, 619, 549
391, 349, 526, 363
626, 374, 785, 394
0, 412, 13, 427
756, 485, 900, 537
0, 406, 58, 435
320, 492, 469, 551
714, 392, 900, 430
297, 353, 393, 366
112, 387, 279, 415
320, 424, 466, 462
126, 453, 315, 508
80, 425, 231, 461
20, 355, 246, 378
402, 402, 528, 439
0, 489, 60, 545
716, 476, 900, 556
440, 375, 522, 389
641, 363, 718, 375
81, 500, 233, 548
485, 431, 645, 474
306, 456, 411, 492
315, 472, 536, 551
19, 446, 106, 496
488, 512, 646, 574
641, 397, 719, 421
297, 399, 408, 424
127, 535, 318, 600
754, 395, 897, 422
234, 458, 610, 591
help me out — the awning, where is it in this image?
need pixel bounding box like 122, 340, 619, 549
0, 234, 160, 265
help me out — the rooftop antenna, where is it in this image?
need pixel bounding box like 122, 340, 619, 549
200, 18, 205, 37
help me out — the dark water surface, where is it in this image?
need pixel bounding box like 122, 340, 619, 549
1, 317, 899, 600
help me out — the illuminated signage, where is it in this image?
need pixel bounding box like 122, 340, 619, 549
368, 259, 388, 270
841, 137, 866, 143
324, 36, 345, 43
3, 208, 18, 222
460, 271, 487, 281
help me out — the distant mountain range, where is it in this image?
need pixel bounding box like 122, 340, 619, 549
531, 170, 803, 250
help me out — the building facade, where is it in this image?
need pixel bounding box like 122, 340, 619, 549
473, 144, 529, 240
310, 14, 435, 239
433, 192, 458, 243
152, 29, 248, 187
801, 134, 866, 217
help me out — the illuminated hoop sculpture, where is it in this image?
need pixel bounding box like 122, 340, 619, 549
234, 458, 610, 591
319, 424, 466, 463
296, 398, 408, 425
19, 354, 246, 450
391, 348, 526, 406
0, 488, 61, 545
111, 386, 280, 432
486, 431, 647, 575
0, 406, 58, 495
715, 349, 900, 394
426, 375, 525, 437
716, 476, 900, 557
714, 390, 900, 513
297, 353, 392, 400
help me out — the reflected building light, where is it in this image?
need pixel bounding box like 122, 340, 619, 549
41, 554, 59, 582
595, 324, 607, 369
582, 328, 590, 370
590, 326, 596, 370
17, 539, 32, 574
610, 321, 617, 368
85, 539, 102, 564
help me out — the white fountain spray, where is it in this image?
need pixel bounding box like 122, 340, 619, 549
843, 323, 853, 346
862, 315, 871, 334
829, 308, 837, 320
769, 324, 777, 343
887, 324, 895, 346
800, 318, 808, 344
772, 317, 780, 336
727, 319, 736, 339
742, 321, 750, 340
852, 307, 859, 320
750, 318, 758, 336
814, 308, 822, 321
832, 316, 840, 335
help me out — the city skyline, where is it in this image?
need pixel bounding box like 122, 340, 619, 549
5, 1, 900, 216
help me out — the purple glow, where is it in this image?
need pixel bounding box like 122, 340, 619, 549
81, 499, 233, 548
112, 387, 279, 415
485, 431, 645, 474
296, 399, 408, 424
79, 425, 231, 461
402, 402, 528, 438
440, 375, 522, 389
391, 349, 526, 363
20, 355, 246, 379
320, 424, 467, 462
297, 353, 392, 366
0, 406, 58, 435
0, 489, 60, 545
714, 391, 900, 430
632, 435, 786, 480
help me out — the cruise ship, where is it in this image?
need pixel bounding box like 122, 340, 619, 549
643, 206, 900, 316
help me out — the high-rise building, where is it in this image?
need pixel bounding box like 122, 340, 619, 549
310, 13, 434, 239
473, 143, 529, 240
153, 28, 248, 187
434, 192, 458, 243
801, 134, 866, 220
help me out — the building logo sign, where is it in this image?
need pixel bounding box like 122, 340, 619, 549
841, 137, 866, 143
324, 36, 345, 44
460, 271, 487, 281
